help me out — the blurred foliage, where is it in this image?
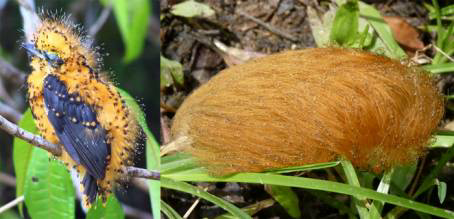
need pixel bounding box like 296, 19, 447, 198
170, 0, 215, 18
160, 55, 184, 89
101, 0, 150, 62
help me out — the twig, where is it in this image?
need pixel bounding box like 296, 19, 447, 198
0, 172, 16, 187
0, 114, 62, 155
236, 9, 299, 42
0, 114, 160, 180
126, 166, 160, 180
0, 196, 24, 214
183, 196, 201, 219
88, 2, 112, 37
409, 156, 426, 197
433, 44, 454, 62
0, 59, 27, 87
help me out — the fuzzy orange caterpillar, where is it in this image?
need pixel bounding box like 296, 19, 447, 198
169, 48, 444, 176
25, 17, 139, 207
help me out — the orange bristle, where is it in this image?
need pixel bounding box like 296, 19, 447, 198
169, 48, 444, 176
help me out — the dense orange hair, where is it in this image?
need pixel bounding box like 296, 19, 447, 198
170, 48, 444, 175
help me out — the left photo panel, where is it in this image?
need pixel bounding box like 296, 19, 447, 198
0, 0, 160, 218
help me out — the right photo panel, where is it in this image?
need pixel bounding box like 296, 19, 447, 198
160, 0, 454, 218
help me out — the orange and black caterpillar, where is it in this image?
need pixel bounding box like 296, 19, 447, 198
24, 16, 139, 207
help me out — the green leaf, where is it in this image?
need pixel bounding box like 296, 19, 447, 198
356, 24, 371, 48
86, 195, 124, 219
265, 185, 301, 218
390, 164, 417, 192
146, 137, 161, 219
330, 1, 359, 46
110, 0, 150, 62
331, 0, 405, 58
170, 0, 215, 18
12, 110, 36, 215
436, 180, 447, 204
161, 177, 252, 219
358, 2, 407, 59
24, 148, 75, 219
306, 4, 337, 47
118, 89, 160, 219
161, 55, 184, 89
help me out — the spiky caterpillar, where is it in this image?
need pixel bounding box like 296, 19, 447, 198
170, 48, 444, 176
25, 17, 139, 207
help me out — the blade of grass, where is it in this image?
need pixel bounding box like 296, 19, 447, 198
161, 200, 183, 219
264, 161, 340, 174
423, 63, 454, 74
161, 177, 252, 219
414, 145, 454, 198
432, 0, 443, 52
163, 172, 454, 218
369, 169, 393, 218
162, 153, 340, 175
215, 199, 275, 219
431, 0, 454, 64
340, 160, 371, 218
161, 153, 200, 174
265, 185, 300, 218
